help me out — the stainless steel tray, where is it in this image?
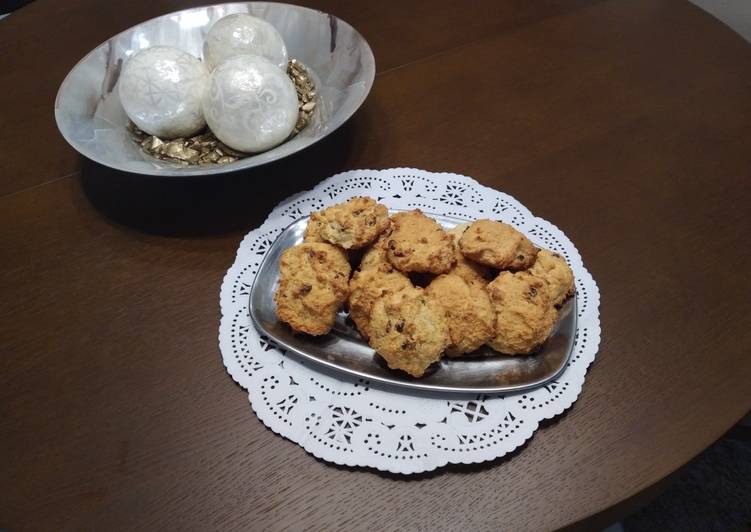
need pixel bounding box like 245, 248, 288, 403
249, 212, 576, 394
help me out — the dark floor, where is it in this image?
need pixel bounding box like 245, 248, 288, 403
623, 422, 751, 532
0, 1, 32, 16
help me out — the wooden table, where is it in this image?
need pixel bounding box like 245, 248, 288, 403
2, 0, 751, 529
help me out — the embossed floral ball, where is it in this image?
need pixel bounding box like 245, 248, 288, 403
203, 14, 288, 72
202, 55, 298, 153
118, 46, 209, 139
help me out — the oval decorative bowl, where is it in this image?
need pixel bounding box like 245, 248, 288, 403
54, 2, 375, 176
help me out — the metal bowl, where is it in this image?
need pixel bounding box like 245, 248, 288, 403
54, 2, 375, 176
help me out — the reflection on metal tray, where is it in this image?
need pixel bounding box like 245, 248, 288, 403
250, 212, 576, 394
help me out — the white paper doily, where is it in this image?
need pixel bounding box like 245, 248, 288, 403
219, 168, 600, 474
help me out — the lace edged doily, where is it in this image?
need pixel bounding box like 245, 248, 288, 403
219, 168, 600, 474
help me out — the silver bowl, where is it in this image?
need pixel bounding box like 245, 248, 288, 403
54, 2, 375, 176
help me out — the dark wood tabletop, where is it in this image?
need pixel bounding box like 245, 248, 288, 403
2, 0, 751, 530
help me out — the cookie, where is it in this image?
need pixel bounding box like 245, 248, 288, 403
303, 197, 389, 249
348, 261, 413, 339
274, 243, 351, 335
357, 231, 391, 271
528, 249, 575, 307
425, 274, 495, 356
459, 219, 538, 270
446, 223, 493, 285
368, 287, 450, 377
302, 214, 326, 243
486, 271, 557, 355
384, 210, 455, 274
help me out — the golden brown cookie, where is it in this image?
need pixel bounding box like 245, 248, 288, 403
302, 214, 326, 243
357, 231, 391, 271
425, 274, 495, 356
348, 261, 413, 339
303, 197, 389, 249
384, 210, 455, 274
368, 287, 450, 377
274, 243, 351, 335
446, 223, 493, 285
486, 271, 557, 355
528, 249, 575, 307
459, 219, 538, 270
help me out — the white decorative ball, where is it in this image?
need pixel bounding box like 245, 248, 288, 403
118, 46, 208, 138
203, 14, 288, 71
202, 55, 299, 153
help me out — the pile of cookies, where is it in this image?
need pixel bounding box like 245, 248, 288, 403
273, 197, 575, 378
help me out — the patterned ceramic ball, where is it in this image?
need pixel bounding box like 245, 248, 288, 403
202, 55, 298, 153
203, 14, 288, 71
118, 46, 208, 138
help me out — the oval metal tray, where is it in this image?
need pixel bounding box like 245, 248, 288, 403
249, 212, 576, 394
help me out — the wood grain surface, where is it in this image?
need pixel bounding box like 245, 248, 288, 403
2, 0, 751, 530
